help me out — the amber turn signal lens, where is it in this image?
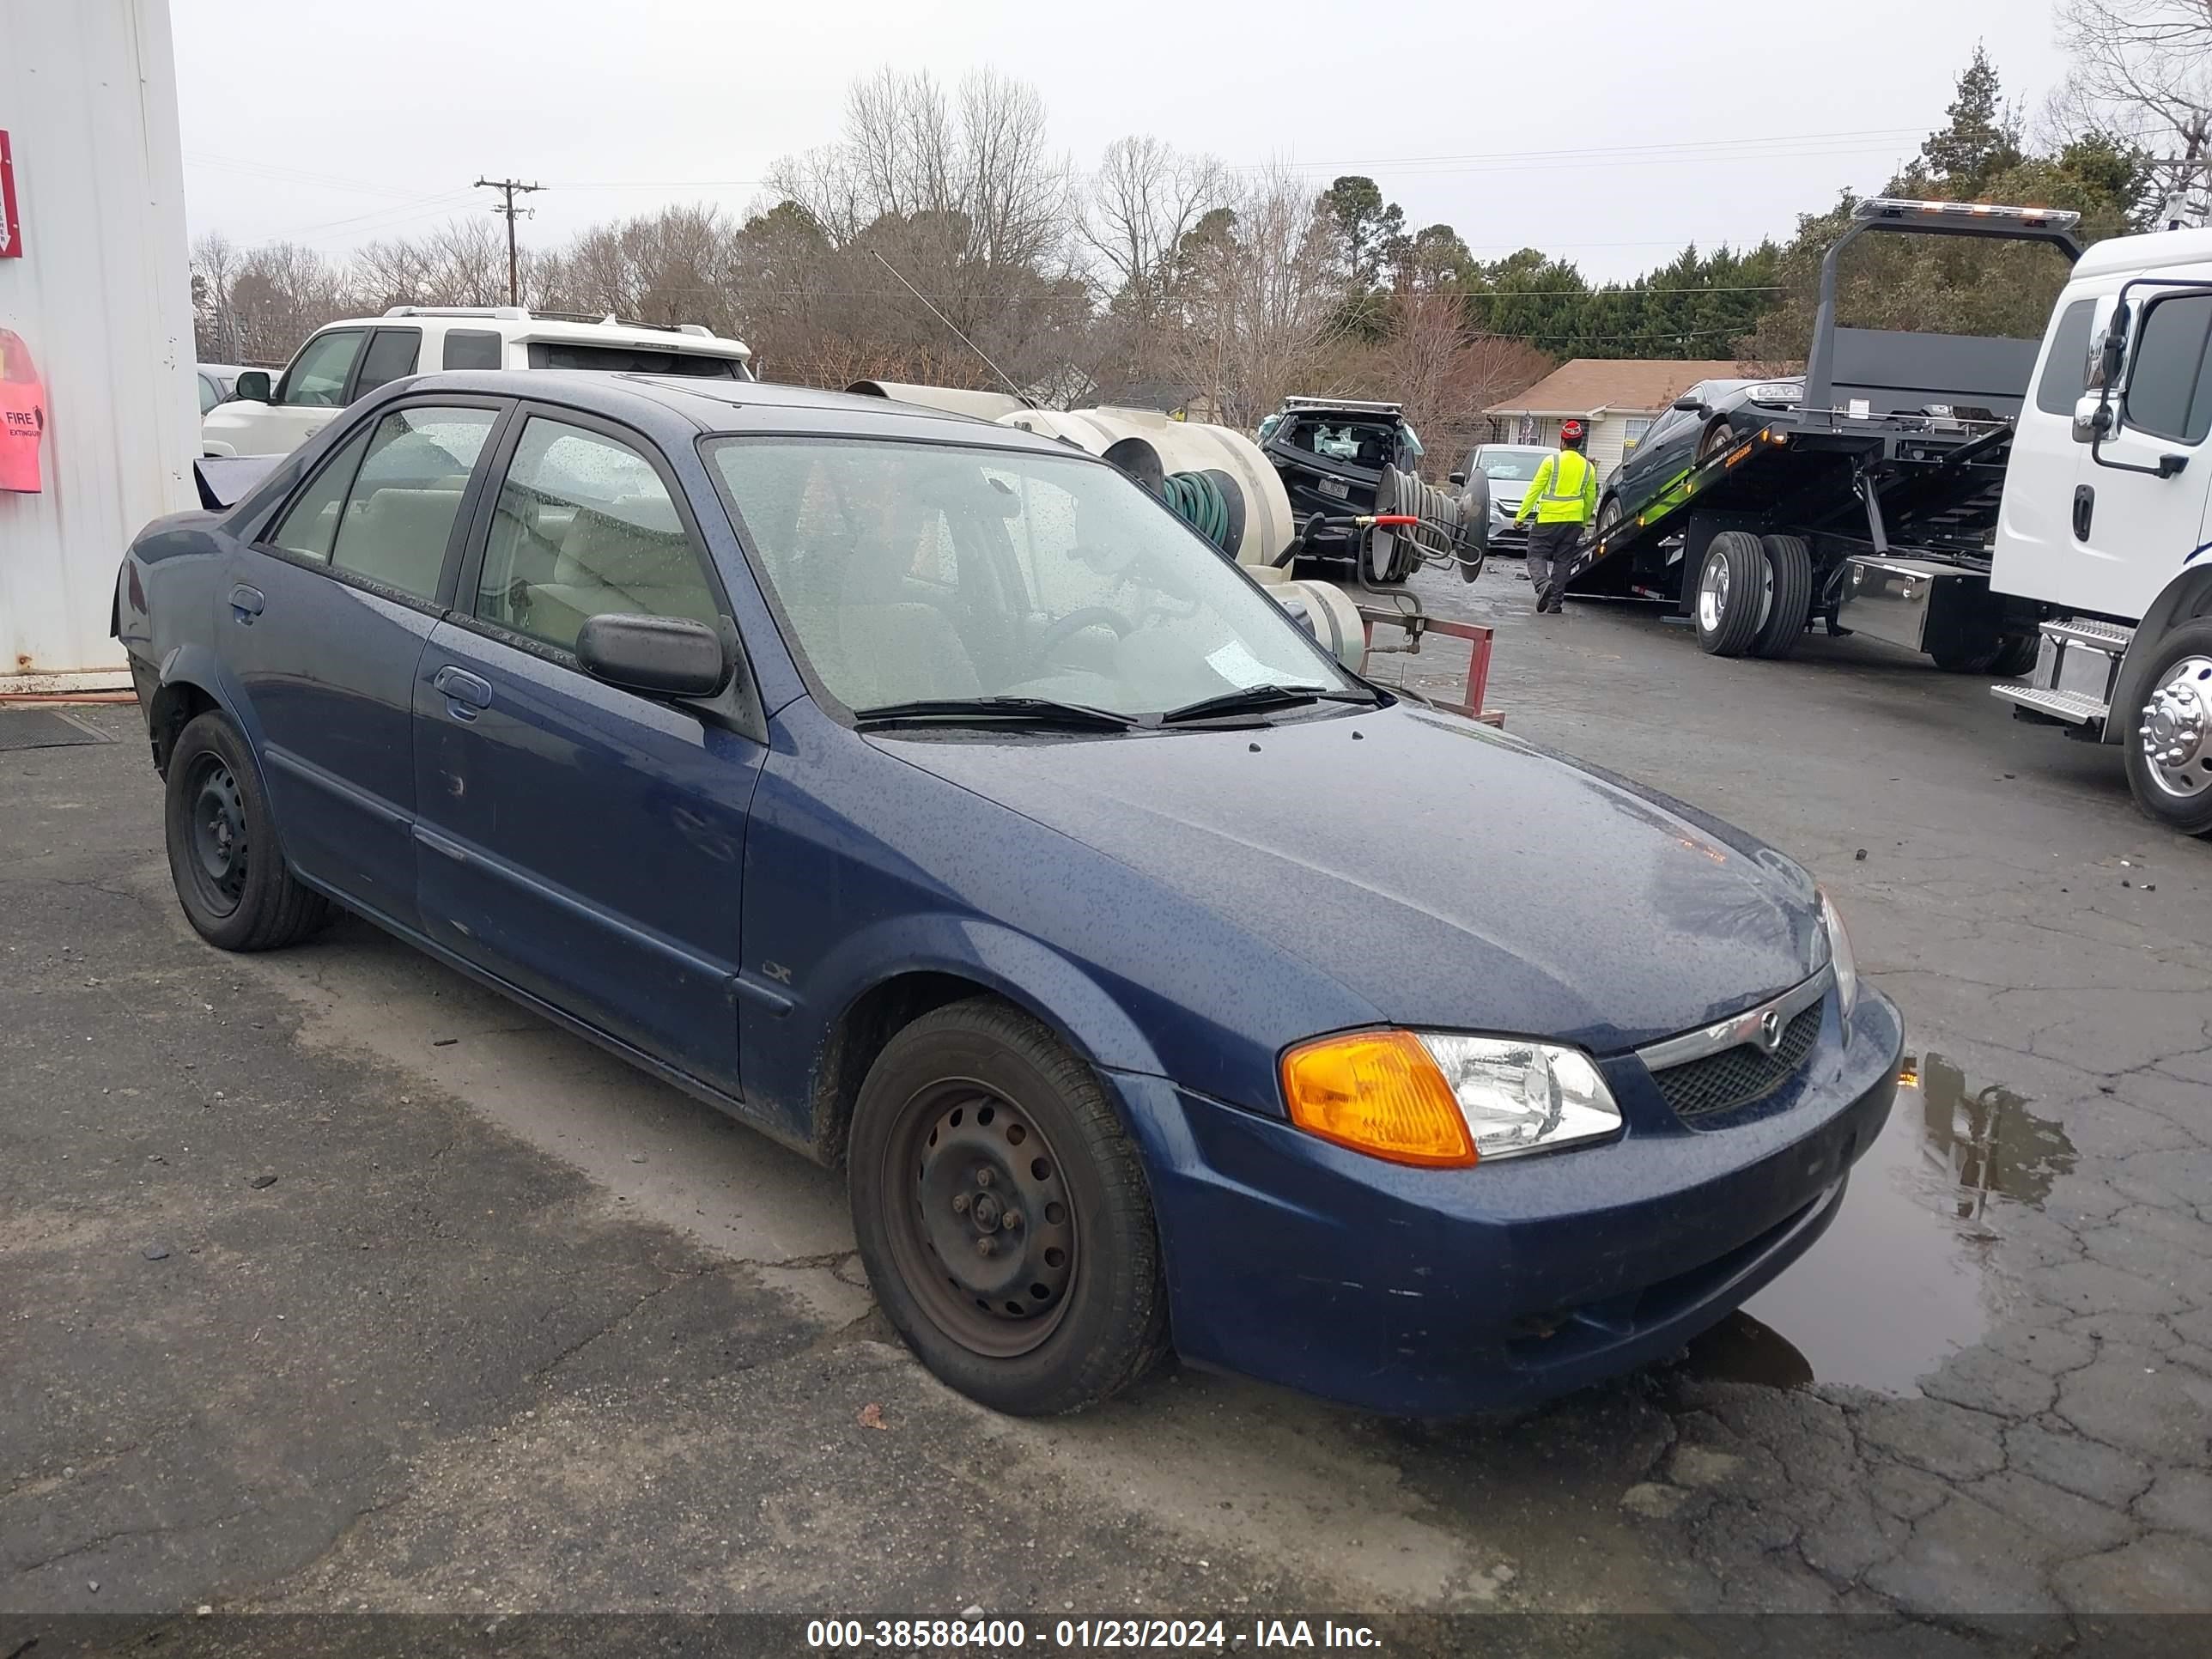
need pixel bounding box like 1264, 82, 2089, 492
1281, 1030, 1476, 1168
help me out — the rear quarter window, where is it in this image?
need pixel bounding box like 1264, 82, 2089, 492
442, 329, 503, 371
524, 343, 744, 377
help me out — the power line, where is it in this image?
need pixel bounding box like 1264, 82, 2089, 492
476, 177, 544, 306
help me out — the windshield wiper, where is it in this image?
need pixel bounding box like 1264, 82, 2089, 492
1157, 683, 1381, 726
853, 696, 1139, 732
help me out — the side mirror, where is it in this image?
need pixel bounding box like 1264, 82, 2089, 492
1448, 470, 1466, 487
2096, 311, 2129, 389
576, 613, 732, 699
233, 369, 272, 403
1672, 396, 1705, 413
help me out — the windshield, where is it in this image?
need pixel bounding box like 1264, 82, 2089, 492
1476, 448, 1550, 482
708, 437, 1358, 720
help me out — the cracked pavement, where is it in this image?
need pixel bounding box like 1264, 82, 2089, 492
3, 556, 2209, 1645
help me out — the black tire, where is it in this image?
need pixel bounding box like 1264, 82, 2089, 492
163, 711, 334, 951
2121, 619, 2212, 837
1595, 493, 1623, 544
1750, 534, 1814, 659
1988, 632, 2041, 679
1930, 629, 2026, 673
1693, 531, 1768, 658
848, 995, 1170, 1415
1698, 421, 1736, 464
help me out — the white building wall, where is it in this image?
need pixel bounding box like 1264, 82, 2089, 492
0, 0, 197, 690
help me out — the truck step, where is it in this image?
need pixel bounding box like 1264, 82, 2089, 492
2040, 617, 2134, 653
1991, 683, 2108, 726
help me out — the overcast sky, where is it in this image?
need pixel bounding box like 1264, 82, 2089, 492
171, 0, 2073, 283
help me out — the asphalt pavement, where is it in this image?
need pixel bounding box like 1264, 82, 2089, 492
3, 556, 2209, 1646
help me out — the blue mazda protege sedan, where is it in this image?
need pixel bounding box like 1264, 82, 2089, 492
114, 370, 1902, 1419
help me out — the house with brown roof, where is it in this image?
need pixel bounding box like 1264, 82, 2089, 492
1483, 359, 1755, 480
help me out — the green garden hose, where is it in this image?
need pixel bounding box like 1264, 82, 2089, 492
1159, 470, 1235, 553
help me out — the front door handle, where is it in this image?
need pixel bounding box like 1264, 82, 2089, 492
2072, 484, 2094, 541
229, 584, 264, 623
432, 665, 493, 718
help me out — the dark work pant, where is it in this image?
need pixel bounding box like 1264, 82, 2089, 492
1527, 521, 1584, 610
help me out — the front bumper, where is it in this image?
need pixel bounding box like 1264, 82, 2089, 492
1106, 987, 1902, 1417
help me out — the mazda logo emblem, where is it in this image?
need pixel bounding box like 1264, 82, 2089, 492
1759, 1009, 1784, 1054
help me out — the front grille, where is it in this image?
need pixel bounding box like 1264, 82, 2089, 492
1651, 1003, 1821, 1122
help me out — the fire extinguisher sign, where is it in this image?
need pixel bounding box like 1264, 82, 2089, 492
0, 131, 20, 258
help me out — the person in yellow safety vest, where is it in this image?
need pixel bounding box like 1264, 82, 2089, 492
1512, 417, 1598, 614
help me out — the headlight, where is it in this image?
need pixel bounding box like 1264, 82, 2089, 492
1750, 381, 1803, 404
1281, 1030, 1623, 1168
1819, 890, 1859, 1016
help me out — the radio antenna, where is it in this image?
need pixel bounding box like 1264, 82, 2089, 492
871, 251, 1034, 408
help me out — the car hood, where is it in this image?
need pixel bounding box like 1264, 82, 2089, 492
880, 703, 1826, 1054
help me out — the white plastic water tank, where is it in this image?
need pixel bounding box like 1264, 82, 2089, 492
0, 0, 198, 691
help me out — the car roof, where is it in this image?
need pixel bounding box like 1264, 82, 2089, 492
371, 369, 1077, 454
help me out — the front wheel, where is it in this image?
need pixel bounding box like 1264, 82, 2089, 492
2122, 621, 2212, 836
848, 997, 1170, 1415
163, 711, 334, 951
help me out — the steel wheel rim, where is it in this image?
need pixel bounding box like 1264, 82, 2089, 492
884, 1079, 1077, 1358
2138, 654, 2212, 799
1698, 553, 1729, 632
185, 752, 249, 916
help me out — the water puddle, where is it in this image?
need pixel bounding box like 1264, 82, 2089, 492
1682, 1053, 2077, 1395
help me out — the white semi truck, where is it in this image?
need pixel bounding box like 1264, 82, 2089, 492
1989, 225, 2212, 836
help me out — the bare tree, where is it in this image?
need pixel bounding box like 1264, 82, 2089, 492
1167, 166, 1342, 428
2057, 0, 2212, 220
223, 242, 355, 366
190, 232, 242, 362
356, 218, 511, 311
1083, 137, 1227, 377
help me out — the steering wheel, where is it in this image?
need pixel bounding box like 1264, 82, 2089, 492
1033, 605, 1136, 662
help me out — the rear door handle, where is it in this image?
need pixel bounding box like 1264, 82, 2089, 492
432, 665, 493, 717
229, 584, 264, 623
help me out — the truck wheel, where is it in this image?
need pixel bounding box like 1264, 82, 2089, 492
1750, 535, 1814, 659
1694, 532, 1768, 657
163, 711, 334, 951
848, 995, 1170, 1415
2122, 621, 2212, 836
1988, 632, 2040, 678
1930, 629, 2027, 673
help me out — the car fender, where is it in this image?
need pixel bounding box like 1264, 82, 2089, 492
200, 437, 239, 459
805, 910, 1168, 1080
2106, 562, 2212, 744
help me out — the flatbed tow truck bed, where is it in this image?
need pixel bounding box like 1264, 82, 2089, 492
1553, 198, 2083, 669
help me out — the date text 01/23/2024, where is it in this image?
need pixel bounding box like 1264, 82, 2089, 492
805, 1618, 1382, 1649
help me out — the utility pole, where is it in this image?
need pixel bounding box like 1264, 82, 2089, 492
2151, 120, 2209, 234
474, 176, 543, 305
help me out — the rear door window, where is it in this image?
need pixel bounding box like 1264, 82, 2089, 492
276, 330, 366, 408
328, 406, 501, 603
2124, 293, 2212, 443
351, 328, 422, 400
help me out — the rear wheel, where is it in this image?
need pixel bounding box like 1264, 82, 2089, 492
1749, 535, 1814, 659
848, 996, 1170, 1415
2122, 621, 2212, 836
1694, 531, 1769, 657
163, 711, 333, 951
1595, 493, 1623, 543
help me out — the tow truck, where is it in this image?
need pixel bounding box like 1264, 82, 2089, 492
1565, 198, 2084, 673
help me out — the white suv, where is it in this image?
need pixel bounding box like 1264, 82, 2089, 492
199, 306, 753, 457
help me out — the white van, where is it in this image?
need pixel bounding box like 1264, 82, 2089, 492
1991, 227, 2212, 835
201, 306, 751, 459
